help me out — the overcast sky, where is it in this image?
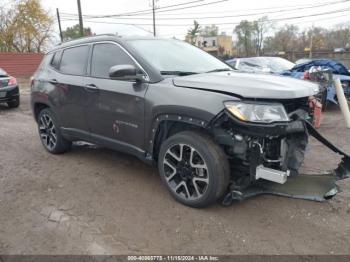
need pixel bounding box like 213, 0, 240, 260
41, 0, 350, 42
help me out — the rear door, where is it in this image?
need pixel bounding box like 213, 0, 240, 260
52, 45, 90, 133
84, 42, 148, 151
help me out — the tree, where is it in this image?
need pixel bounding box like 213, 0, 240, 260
253, 16, 272, 56
264, 24, 299, 53
324, 23, 350, 49
234, 20, 255, 56
200, 24, 219, 37
62, 24, 93, 41
186, 20, 201, 45
0, 0, 54, 53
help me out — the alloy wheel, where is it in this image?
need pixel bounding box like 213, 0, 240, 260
39, 114, 57, 151
162, 143, 209, 200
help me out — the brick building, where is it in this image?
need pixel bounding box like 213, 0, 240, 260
0, 52, 44, 77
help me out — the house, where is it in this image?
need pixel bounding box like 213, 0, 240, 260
187, 35, 233, 57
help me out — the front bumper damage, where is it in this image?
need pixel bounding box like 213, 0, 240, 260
211, 111, 350, 205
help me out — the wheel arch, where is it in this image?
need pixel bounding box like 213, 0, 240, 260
33, 102, 50, 121
148, 114, 212, 161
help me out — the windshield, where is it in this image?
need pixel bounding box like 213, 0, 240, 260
237, 57, 295, 73
128, 39, 231, 75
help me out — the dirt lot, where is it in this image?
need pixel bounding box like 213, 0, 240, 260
0, 81, 350, 255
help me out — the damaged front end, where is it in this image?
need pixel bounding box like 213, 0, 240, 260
210, 98, 350, 205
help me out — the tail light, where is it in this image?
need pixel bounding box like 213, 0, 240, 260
8, 76, 17, 86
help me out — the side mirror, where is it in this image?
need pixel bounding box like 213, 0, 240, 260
109, 64, 145, 82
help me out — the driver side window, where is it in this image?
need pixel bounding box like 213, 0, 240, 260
90, 43, 136, 79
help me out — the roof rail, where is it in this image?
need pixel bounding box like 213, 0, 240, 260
56, 33, 117, 46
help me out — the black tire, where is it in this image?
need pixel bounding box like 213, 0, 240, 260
158, 131, 230, 208
7, 98, 20, 108
37, 108, 71, 154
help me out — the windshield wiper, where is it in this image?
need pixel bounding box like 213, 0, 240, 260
160, 71, 198, 76
206, 68, 232, 73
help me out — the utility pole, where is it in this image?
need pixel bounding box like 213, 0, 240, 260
77, 0, 84, 37
309, 25, 314, 59
152, 0, 156, 37
56, 8, 63, 42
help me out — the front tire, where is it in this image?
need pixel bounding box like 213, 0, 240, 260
158, 131, 230, 208
37, 108, 71, 154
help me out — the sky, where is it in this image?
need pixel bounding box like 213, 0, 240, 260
39, 0, 350, 42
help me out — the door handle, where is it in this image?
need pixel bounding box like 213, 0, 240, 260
49, 79, 58, 84
85, 84, 99, 91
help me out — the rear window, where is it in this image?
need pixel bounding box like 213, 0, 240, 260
60, 45, 89, 75
36, 53, 53, 73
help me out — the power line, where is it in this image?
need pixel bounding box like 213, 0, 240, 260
61, 0, 206, 19
60, 6, 350, 27
61, 0, 230, 19
60, 0, 350, 21
218, 10, 350, 30
146, 0, 348, 16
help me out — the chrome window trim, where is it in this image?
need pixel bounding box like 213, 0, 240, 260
90, 41, 150, 81
48, 41, 150, 81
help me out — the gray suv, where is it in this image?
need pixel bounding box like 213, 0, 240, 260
31, 35, 349, 207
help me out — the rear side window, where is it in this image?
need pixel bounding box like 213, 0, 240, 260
50, 50, 62, 69
60, 45, 89, 75
91, 43, 136, 78
36, 53, 53, 73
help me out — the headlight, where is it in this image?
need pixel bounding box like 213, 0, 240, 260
224, 101, 290, 123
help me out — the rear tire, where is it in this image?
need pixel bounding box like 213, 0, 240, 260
37, 108, 71, 154
7, 98, 20, 108
158, 131, 230, 208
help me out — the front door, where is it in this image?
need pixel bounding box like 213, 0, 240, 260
85, 42, 148, 152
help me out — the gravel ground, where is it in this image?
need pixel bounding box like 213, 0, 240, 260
0, 81, 350, 255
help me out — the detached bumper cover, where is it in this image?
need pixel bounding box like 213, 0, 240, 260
0, 85, 19, 102
223, 118, 350, 205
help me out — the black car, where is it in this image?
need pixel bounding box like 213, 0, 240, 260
30, 35, 349, 207
0, 68, 20, 108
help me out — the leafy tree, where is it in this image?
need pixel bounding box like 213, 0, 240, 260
0, 0, 54, 52
62, 24, 94, 41
186, 20, 201, 44
234, 20, 255, 56
200, 24, 219, 37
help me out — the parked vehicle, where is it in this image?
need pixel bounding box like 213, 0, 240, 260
0, 68, 20, 108
285, 59, 350, 105
31, 35, 350, 207
227, 57, 350, 106
226, 57, 295, 74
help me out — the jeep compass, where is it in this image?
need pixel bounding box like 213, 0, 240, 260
31, 35, 350, 207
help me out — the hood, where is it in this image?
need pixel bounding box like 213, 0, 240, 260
172, 71, 319, 99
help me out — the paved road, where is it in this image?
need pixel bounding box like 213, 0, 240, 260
0, 84, 349, 255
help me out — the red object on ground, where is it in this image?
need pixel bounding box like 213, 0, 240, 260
303, 70, 310, 80
309, 97, 322, 128
0, 52, 43, 77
